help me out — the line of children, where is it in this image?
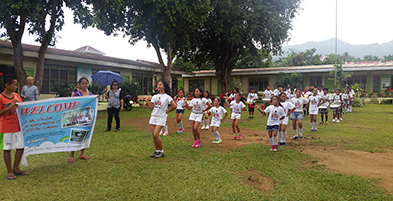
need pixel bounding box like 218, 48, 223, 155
185, 88, 212, 148
208, 98, 228, 144
227, 93, 247, 140
256, 96, 285, 151
145, 80, 177, 158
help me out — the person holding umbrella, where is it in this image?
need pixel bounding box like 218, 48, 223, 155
104, 81, 123, 132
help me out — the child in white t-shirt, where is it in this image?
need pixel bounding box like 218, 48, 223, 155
208, 98, 228, 144
319, 88, 330, 125
145, 80, 177, 158
279, 92, 295, 146
256, 96, 285, 151
185, 88, 212, 148
305, 88, 325, 132
348, 86, 355, 112
227, 93, 247, 140
173, 89, 187, 133
289, 88, 308, 139
331, 89, 343, 123
247, 88, 259, 119
342, 90, 350, 114
201, 91, 212, 130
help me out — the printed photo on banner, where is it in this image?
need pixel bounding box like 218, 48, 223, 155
61, 107, 94, 128
70, 129, 90, 144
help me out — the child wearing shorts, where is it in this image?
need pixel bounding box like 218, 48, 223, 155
279, 92, 295, 146
331, 89, 343, 123
208, 98, 228, 144
201, 91, 212, 130
145, 80, 177, 158
174, 89, 187, 133
227, 93, 246, 140
306, 88, 325, 132
290, 88, 308, 139
256, 96, 285, 151
1, 75, 29, 180
185, 88, 212, 148
319, 88, 330, 125
247, 88, 258, 119
343, 90, 350, 114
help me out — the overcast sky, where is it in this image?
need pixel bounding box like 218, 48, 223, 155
17, 0, 393, 63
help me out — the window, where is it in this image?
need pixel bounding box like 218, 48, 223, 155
348, 75, 367, 92
189, 79, 204, 92
373, 75, 380, 93
309, 76, 322, 87
42, 65, 78, 94
132, 73, 153, 95
249, 78, 268, 91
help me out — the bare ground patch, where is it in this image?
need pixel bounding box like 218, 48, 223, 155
239, 170, 274, 192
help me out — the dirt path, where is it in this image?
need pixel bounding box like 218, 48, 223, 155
126, 116, 393, 194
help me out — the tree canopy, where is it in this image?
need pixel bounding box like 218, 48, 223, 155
179, 0, 302, 92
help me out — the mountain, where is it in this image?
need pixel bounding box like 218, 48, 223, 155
280, 38, 393, 59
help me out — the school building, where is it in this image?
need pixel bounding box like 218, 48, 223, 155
182, 62, 393, 95
0, 40, 186, 98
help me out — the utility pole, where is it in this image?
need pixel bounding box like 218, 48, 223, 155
334, 0, 338, 89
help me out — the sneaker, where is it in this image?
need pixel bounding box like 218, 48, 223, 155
299, 135, 303, 139
340, 118, 343, 121
176, 129, 183, 133
150, 152, 159, 157
278, 142, 282, 145
232, 134, 237, 139
159, 130, 163, 135
154, 152, 165, 158
212, 140, 217, 143
325, 123, 328, 125
273, 145, 278, 151
105, 128, 111, 132
314, 129, 317, 132
282, 142, 286, 146
319, 122, 323, 125
163, 132, 168, 136
114, 128, 120, 132
195, 139, 201, 148
251, 116, 254, 119
291, 136, 299, 140
332, 119, 336, 123
216, 139, 222, 144
310, 129, 314, 132
201, 126, 205, 130
191, 140, 197, 148
249, 116, 252, 119
205, 126, 209, 130
270, 146, 274, 151
237, 134, 242, 139
336, 119, 340, 123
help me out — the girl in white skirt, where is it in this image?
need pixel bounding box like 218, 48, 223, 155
208, 98, 228, 144
185, 88, 212, 148
227, 93, 246, 140
145, 80, 177, 158
278, 92, 295, 146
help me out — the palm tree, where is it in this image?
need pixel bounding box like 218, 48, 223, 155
275, 72, 303, 88
329, 64, 353, 89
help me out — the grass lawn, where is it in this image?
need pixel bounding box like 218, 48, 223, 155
1, 104, 392, 200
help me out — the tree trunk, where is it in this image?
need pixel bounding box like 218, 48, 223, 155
6, 12, 28, 88
12, 41, 27, 87
152, 41, 174, 95
216, 63, 233, 93
35, 0, 57, 93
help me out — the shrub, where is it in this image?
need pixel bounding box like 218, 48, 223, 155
119, 79, 142, 98
89, 82, 106, 95
51, 79, 73, 97
352, 97, 364, 107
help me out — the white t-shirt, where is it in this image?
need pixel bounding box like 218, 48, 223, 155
247, 93, 258, 103
189, 97, 208, 114
230, 101, 246, 114
281, 101, 295, 115
349, 89, 355, 96
202, 97, 212, 110
264, 90, 273, 98
342, 94, 350, 100
287, 93, 295, 100
175, 97, 186, 110
308, 95, 321, 110
228, 94, 235, 101
318, 90, 324, 96
265, 105, 285, 126
290, 97, 308, 113
320, 93, 331, 107
151, 93, 173, 117
304, 91, 313, 98
273, 89, 279, 95
332, 94, 342, 104
209, 106, 227, 121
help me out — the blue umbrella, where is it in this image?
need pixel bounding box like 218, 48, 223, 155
91, 70, 124, 86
